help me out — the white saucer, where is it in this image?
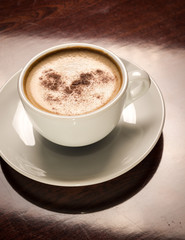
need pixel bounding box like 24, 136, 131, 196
0, 60, 165, 186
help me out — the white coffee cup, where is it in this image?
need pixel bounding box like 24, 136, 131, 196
18, 43, 150, 147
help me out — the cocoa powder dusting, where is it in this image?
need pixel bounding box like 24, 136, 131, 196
40, 69, 62, 91
80, 73, 92, 81
74, 88, 82, 95
71, 79, 82, 87
64, 86, 73, 94
46, 94, 60, 102
63, 72, 93, 96
96, 69, 103, 74
95, 69, 113, 83
40, 69, 113, 108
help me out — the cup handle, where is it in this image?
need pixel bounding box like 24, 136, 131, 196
125, 69, 151, 107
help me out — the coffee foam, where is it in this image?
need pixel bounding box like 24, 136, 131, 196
24, 48, 122, 116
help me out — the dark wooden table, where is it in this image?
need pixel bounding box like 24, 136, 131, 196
0, 1, 185, 239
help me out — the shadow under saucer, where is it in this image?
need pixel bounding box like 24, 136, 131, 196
1, 134, 163, 214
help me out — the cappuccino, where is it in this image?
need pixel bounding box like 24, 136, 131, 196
24, 47, 122, 116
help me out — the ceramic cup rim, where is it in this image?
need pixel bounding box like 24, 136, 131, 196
18, 43, 128, 119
